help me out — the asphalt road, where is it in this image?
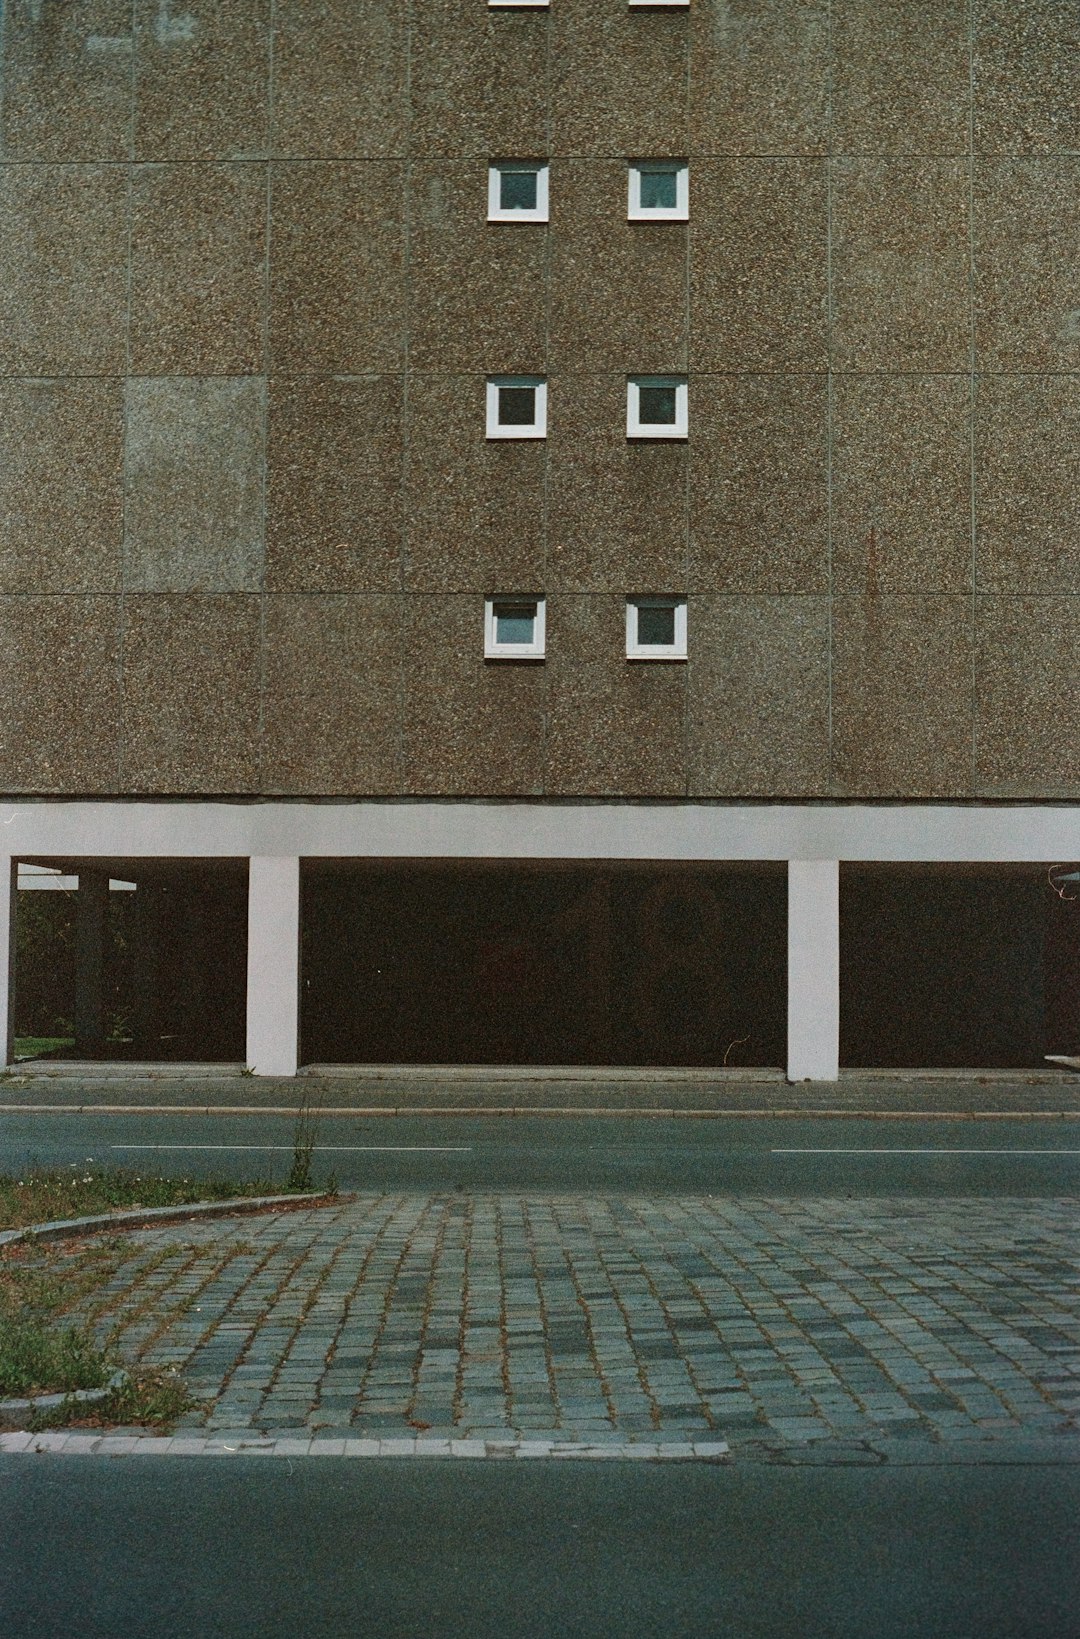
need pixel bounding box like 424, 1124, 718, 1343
1, 1112, 1079, 1195
3, 1456, 1079, 1639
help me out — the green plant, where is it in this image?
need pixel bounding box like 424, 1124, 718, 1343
27, 1366, 194, 1432
0, 1320, 111, 1397
286, 1095, 319, 1193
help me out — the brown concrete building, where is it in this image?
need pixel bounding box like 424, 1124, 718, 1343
1, 0, 1078, 1077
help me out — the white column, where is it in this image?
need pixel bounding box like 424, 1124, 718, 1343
787, 859, 840, 1082
0, 858, 11, 1070
246, 856, 300, 1077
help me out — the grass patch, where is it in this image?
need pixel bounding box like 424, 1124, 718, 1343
1, 1236, 133, 1398
27, 1367, 194, 1432
0, 1163, 332, 1232
12, 1036, 74, 1061
0, 1320, 111, 1397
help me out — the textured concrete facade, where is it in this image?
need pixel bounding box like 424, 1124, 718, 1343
1, 0, 1078, 800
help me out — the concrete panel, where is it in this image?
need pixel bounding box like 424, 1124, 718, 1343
269, 161, 405, 372
976, 597, 1080, 798
401, 597, 548, 796
832, 596, 974, 798
830, 158, 969, 372
130, 162, 267, 375
973, 159, 1080, 371
266, 376, 402, 594
688, 375, 828, 594
546, 375, 687, 595
833, 375, 971, 595
831, 0, 970, 155
0, 165, 127, 374
120, 596, 261, 793
0, 0, 132, 160
133, 0, 269, 159
408, 160, 547, 373
404, 375, 545, 594
544, 596, 687, 797
689, 161, 827, 372
124, 379, 265, 595
0, 379, 124, 594
975, 374, 1080, 594
549, 161, 687, 374
272, 0, 406, 158
689, 0, 828, 156
551, 0, 687, 157
410, 1, 549, 158
687, 596, 830, 797
0, 596, 121, 793
974, 0, 1080, 154
262, 595, 403, 795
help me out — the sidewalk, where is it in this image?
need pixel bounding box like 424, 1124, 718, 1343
10, 1190, 1079, 1463
3, 1065, 1080, 1118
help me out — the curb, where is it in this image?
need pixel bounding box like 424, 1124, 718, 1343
0, 1430, 730, 1461
1, 1103, 1079, 1121
0, 1190, 336, 1251
0, 1370, 129, 1418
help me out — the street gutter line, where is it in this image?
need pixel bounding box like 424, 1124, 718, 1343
773, 1148, 1080, 1156
108, 1145, 473, 1153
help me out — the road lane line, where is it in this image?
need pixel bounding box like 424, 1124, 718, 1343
109, 1145, 473, 1153
772, 1147, 1080, 1155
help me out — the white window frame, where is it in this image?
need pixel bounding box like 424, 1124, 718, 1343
490, 0, 549, 8
626, 375, 688, 440
486, 376, 548, 439
628, 0, 689, 8
488, 161, 550, 223
485, 595, 547, 660
628, 160, 689, 222
626, 596, 688, 661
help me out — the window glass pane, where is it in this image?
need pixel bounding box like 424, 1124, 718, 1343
494, 602, 536, 645
637, 604, 676, 646
500, 168, 539, 210
638, 385, 677, 425
640, 169, 678, 210
498, 386, 537, 425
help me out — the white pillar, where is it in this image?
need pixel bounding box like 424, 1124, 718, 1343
246, 856, 300, 1076
787, 859, 840, 1082
0, 858, 11, 1070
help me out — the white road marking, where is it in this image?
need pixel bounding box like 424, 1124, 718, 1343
772, 1148, 1080, 1156
109, 1145, 472, 1153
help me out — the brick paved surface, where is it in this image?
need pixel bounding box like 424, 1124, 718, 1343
61, 1195, 1080, 1454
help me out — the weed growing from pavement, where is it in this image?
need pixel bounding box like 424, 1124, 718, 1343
287, 1096, 319, 1193
26, 1366, 194, 1433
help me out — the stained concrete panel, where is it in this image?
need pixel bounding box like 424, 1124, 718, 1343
266, 376, 402, 594
688, 597, 829, 797
832, 596, 974, 798
0, 165, 127, 374
831, 158, 970, 372
688, 375, 828, 595
120, 595, 261, 793
124, 379, 265, 594
973, 159, 1080, 371
0, 379, 124, 594
133, 0, 269, 159
401, 597, 548, 796
272, 0, 406, 159
544, 596, 687, 797
833, 375, 971, 595
689, 0, 827, 156
262, 595, 403, 795
0, 596, 121, 792
130, 162, 267, 375
0, 0, 132, 160
975, 375, 1080, 594
976, 597, 1080, 797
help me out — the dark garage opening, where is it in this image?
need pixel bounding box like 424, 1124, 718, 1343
840, 863, 1080, 1069
12, 858, 248, 1063
301, 860, 786, 1068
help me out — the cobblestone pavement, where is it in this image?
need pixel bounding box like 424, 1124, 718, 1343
61, 1195, 1080, 1454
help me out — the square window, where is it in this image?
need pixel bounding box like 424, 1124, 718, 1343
485, 596, 546, 659
628, 161, 688, 221
487, 376, 547, 439
627, 376, 688, 439
488, 161, 550, 223
626, 597, 687, 660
